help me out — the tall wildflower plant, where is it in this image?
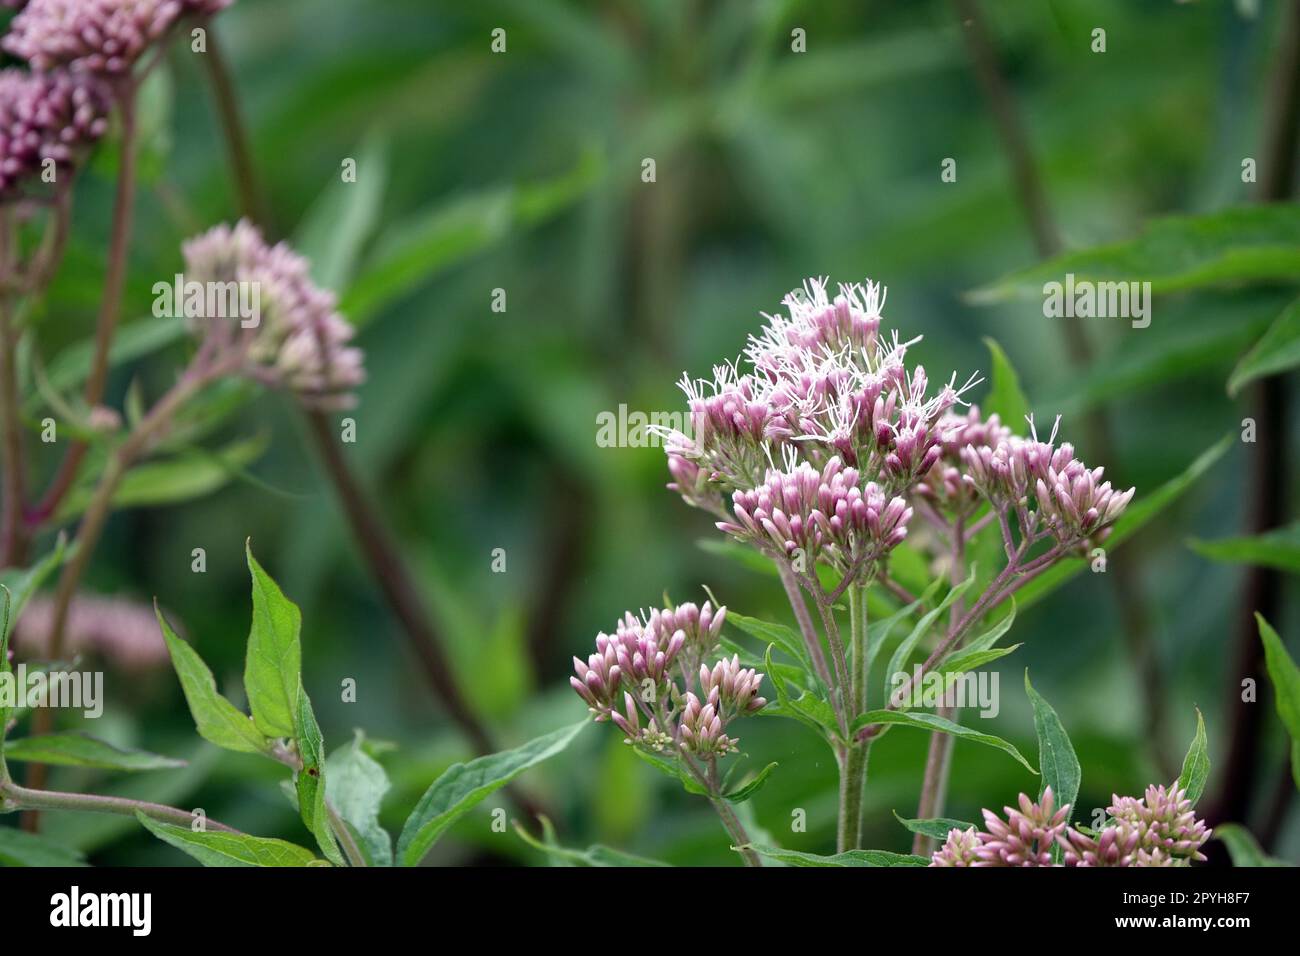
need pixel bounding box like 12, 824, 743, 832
572, 277, 1142, 860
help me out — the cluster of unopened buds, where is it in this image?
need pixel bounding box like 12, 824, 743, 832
930, 784, 1211, 867
570, 601, 766, 760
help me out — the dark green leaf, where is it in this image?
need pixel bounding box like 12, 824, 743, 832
981, 337, 1029, 429
294, 684, 344, 866
396, 721, 586, 866
742, 843, 928, 867
1258, 614, 1300, 790
850, 709, 1037, 774
1214, 823, 1291, 867
1190, 522, 1300, 574
1024, 671, 1081, 820
893, 810, 975, 841
1229, 296, 1300, 396
724, 761, 779, 803
1177, 707, 1211, 805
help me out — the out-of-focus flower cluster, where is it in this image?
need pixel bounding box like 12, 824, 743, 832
570, 600, 766, 761
931, 784, 1211, 867
181, 219, 366, 410
0, 67, 109, 196
4, 0, 232, 76
661, 277, 1134, 576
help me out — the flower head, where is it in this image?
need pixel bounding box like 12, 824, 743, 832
972, 787, 1071, 866
181, 220, 366, 410
1108, 784, 1211, 864
0, 67, 109, 196
930, 826, 981, 866
1059, 824, 1140, 867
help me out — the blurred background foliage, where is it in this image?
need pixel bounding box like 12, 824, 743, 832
3, 0, 1299, 865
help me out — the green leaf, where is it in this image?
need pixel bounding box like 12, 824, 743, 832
2, 733, 186, 772
724, 761, 779, 804
864, 582, 936, 672
155, 603, 271, 755
296, 133, 390, 293
1023, 671, 1081, 821
511, 816, 669, 867
981, 337, 1029, 429
726, 611, 812, 671
342, 149, 602, 327
55, 434, 269, 522
1010, 434, 1232, 613
763, 644, 840, 741
971, 205, 1300, 303
1257, 614, 1300, 790
629, 747, 708, 795
893, 811, 975, 841
1177, 707, 1211, 805
851, 709, 1037, 774
939, 643, 1022, 677
134, 812, 320, 867
325, 731, 393, 867
396, 721, 586, 866
243, 544, 302, 739
30, 317, 187, 408
883, 568, 977, 704
742, 844, 928, 867
1190, 521, 1300, 575
1229, 296, 1300, 396
0, 826, 88, 867
1214, 823, 1292, 867
293, 684, 344, 866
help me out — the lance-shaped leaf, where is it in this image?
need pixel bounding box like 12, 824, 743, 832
1214, 823, 1291, 867
3, 733, 186, 771
883, 568, 977, 705
294, 683, 344, 866
244, 543, 302, 739
135, 812, 320, 867
981, 337, 1029, 427
155, 603, 270, 756
1024, 671, 1081, 822
741, 844, 928, 867
1177, 707, 1211, 805
397, 721, 586, 866
1258, 614, 1300, 790
850, 709, 1037, 774
893, 810, 975, 842
1228, 296, 1300, 396
1190, 521, 1300, 575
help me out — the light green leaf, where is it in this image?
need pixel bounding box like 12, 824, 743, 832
1190, 522, 1300, 575
294, 684, 344, 867
850, 709, 1037, 774
296, 133, 389, 293
1177, 707, 1211, 805
2, 733, 185, 772
893, 811, 975, 842
1229, 296, 1300, 395
396, 721, 586, 866
971, 205, 1300, 303
155, 603, 270, 755
883, 568, 977, 704
1214, 823, 1291, 867
0, 826, 88, 867
243, 544, 302, 739
726, 611, 812, 671
939, 643, 1021, 677
511, 816, 669, 867
326, 731, 392, 867
134, 812, 320, 867
742, 843, 928, 867
1024, 671, 1081, 820
1258, 614, 1300, 790
981, 337, 1029, 429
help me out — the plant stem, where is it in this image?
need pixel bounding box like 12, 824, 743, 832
201, 25, 267, 227
776, 559, 833, 689
836, 584, 870, 851
0, 297, 26, 568
31, 86, 140, 527
325, 802, 367, 867
22, 355, 228, 829
2, 778, 241, 834
700, 758, 761, 867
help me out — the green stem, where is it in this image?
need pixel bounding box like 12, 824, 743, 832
326, 802, 367, 867
837, 585, 870, 851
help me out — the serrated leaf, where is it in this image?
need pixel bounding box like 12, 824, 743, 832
1190, 522, 1300, 575
2, 733, 185, 771
244, 544, 302, 738
396, 721, 586, 866
0, 826, 88, 867
851, 709, 1037, 774
1257, 614, 1300, 790
971, 205, 1300, 303
1177, 707, 1211, 805
981, 337, 1029, 428
134, 812, 320, 867
742, 843, 928, 867
893, 811, 975, 842
1024, 671, 1081, 821
326, 731, 393, 866
1228, 296, 1300, 395
294, 684, 344, 866
155, 604, 270, 755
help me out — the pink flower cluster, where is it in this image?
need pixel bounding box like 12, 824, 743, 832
931, 784, 1210, 867
181, 220, 366, 410
570, 602, 765, 759
0, 67, 109, 196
